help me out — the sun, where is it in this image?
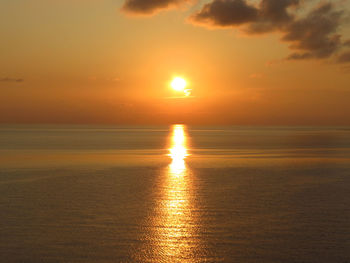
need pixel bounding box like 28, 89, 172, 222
171, 77, 187, 92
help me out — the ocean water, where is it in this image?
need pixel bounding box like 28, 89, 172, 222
0, 125, 349, 262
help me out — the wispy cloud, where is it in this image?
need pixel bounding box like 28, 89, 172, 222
249, 73, 264, 79
121, 0, 193, 16
88, 76, 121, 82
0, 77, 24, 83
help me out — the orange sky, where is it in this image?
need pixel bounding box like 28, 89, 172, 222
1, 0, 350, 125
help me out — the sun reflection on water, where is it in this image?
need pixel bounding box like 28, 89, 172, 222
168, 124, 189, 176
135, 124, 199, 262
151, 124, 197, 262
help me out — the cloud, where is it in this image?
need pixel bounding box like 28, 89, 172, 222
337, 51, 350, 63
189, 0, 349, 62
259, 0, 298, 23
283, 3, 343, 60
189, 0, 299, 30
0, 77, 24, 83
246, 0, 299, 33
121, 0, 350, 63
344, 39, 350, 47
189, 0, 258, 27
121, 0, 191, 15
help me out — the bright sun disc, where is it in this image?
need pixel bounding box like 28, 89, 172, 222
171, 77, 187, 92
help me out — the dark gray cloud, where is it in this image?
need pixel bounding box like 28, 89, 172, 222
190, 0, 299, 30
189, 0, 349, 62
0, 77, 24, 83
283, 3, 343, 60
122, 0, 190, 15
246, 0, 299, 33
190, 0, 258, 27
259, 0, 298, 23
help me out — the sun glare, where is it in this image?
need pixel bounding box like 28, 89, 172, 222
171, 77, 187, 92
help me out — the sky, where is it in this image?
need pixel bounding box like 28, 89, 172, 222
1, 0, 350, 125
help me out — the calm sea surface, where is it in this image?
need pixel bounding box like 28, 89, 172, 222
0, 125, 349, 262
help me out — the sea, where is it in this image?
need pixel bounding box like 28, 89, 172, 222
0, 125, 349, 262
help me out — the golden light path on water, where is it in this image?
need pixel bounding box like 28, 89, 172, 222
145, 124, 198, 262
169, 124, 189, 175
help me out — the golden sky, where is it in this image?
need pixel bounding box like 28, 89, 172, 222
1, 0, 350, 125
